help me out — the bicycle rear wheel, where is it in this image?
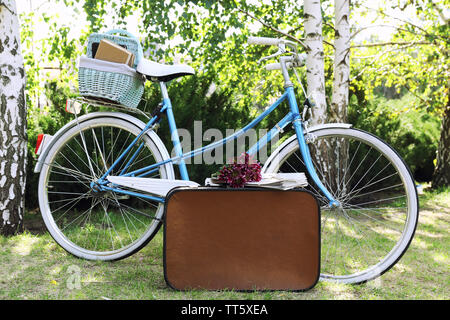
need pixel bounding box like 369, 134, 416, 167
263, 127, 419, 284
38, 116, 174, 260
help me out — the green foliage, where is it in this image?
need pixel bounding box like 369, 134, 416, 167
80, 0, 317, 109
351, 0, 449, 116
20, 8, 86, 209
349, 93, 441, 181
26, 81, 76, 209
20, 0, 448, 210
350, 0, 449, 184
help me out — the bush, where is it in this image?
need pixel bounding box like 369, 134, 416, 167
26, 81, 75, 209
348, 93, 441, 182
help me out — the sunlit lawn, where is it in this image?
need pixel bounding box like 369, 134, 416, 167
0, 187, 448, 300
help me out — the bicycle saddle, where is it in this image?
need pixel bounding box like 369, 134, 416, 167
137, 58, 195, 82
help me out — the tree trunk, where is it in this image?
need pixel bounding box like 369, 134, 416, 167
0, 0, 27, 235
330, 0, 350, 123
304, 0, 327, 125
432, 105, 450, 188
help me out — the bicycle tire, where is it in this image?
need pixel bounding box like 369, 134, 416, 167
38, 116, 174, 261
263, 127, 419, 284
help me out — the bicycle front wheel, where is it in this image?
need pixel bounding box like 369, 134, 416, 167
38, 116, 174, 260
263, 127, 419, 284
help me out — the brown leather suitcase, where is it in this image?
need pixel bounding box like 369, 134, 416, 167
163, 188, 320, 291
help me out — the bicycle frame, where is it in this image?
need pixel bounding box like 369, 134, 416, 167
97, 82, 338, 207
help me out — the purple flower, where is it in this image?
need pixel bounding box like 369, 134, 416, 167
217, 153, 262, 188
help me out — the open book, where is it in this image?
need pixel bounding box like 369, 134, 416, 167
205, 172, 308, 190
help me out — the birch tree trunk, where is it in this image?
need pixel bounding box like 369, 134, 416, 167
432, 105, 450, 188
304, 0, 327, 125
330, 0, 350, 123
0, 0, 27, 235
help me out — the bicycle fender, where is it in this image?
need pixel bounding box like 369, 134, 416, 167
262, 123, 352, 172
34, 112, 171, 173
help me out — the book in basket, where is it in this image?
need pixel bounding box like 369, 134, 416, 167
94, 39, 135, 67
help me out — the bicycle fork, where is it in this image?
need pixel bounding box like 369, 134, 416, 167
286, 87, 340, 208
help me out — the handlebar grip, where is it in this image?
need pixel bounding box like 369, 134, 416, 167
248, 36, 280, 46
265, 53, 307, 71
265, 63, 282, 71
265, 62, 295, 71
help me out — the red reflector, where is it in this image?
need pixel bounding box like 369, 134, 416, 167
35, 133, 44, 154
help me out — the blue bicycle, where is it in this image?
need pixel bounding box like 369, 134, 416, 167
35, 36, 418, 284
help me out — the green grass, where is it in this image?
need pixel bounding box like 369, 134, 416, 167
0, 187, 448, 300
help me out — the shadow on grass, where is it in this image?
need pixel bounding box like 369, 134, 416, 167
2, 188, 448, 300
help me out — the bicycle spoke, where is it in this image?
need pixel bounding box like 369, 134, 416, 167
343, 203, 405, 233
337, 140, 362, 197
284, 156, 329, 204
348, 194, 408, 208
343, 182, 404, 203
61, 203, 96, 232
91, 127, 109, 173
113, 131, 134, 173
266, 128, 418, 283
52, 192, 91, 224
48, 161, 93, 182
50, 192, 90, 214
294, 150, 336, 199
340, 207, 382, 269
74, 135, 103, 178
63, 140, 96, 176
75, 120, 98, 178
340, 170, 400, 202
342, 208, 395, 254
